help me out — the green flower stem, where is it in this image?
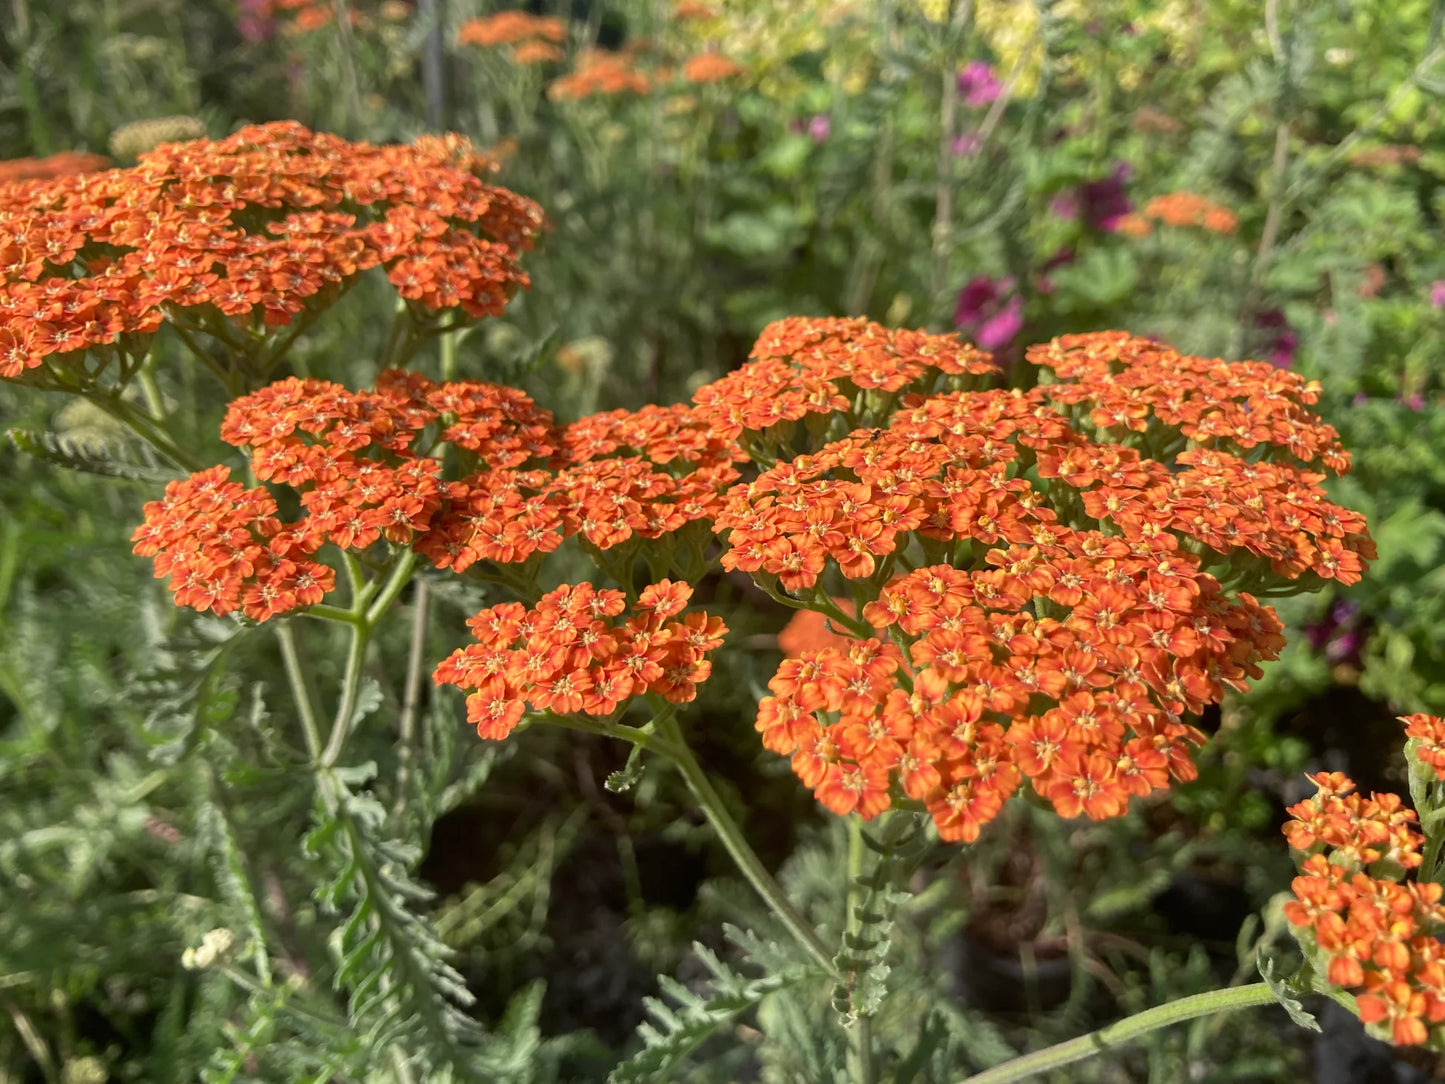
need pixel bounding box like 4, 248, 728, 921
845, 816, 875, 1084
543, 713, 682, 762
300, 603, 366, 628
365, 549, 420, 627
654, 712, 841, 979
317, 551, 419, 769
959, 982, 1278, 1084
276, 622, 325, 761
86, 391, 201, 472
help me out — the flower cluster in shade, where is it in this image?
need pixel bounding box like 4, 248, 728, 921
710, 324, 1370, 841
434, 580, 727, 738
0, 122, 542, 380
132, 371, 742, 621
0, 151, 110, 187
1283, 717, 1445, 1046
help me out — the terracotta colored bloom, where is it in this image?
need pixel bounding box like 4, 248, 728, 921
0, 122, 541, 384
1282, 762, 1445, 1046
435, 580, 727, 738
0, 150, 110, 186
549, 50, 652, 100
682, 53, 745, 83
1142, 191, 1238, 234
457, 11, 566, 47
712, 323, 1368, 842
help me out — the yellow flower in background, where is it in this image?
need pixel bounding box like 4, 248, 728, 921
916, 0, 951, 23
974, 0, 1044, 96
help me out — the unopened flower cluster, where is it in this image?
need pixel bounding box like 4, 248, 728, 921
1283, 718, 1445, 1046
0, 122, 541, 381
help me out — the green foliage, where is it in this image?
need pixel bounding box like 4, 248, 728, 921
610, 941, 801, 1084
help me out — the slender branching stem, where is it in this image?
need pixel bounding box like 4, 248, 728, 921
959, 982, 1278, 1083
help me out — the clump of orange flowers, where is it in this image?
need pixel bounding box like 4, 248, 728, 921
131, 313, 1372, 852
457, 10, 566, 47
681, 53, 746, 83
457, 10, 566, 64
707, 320, 1369, 841
1118, 192, 1238, 237
0, 150, 109, 187
434, 580, 727, 738
548, 49, 654, 100
1283, 720, 1445, 1047
0, 122, 541, 385
133, 371, 744, 620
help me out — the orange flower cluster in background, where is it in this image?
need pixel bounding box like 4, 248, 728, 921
1284, 726, 1445, 1046
1117, 192, 1238, 236
706, 321, 1368, 839
457, 10, 566, 64
548, 48, 654, 100
435, 580, 727, 737
0, 122, 541, 382
681, 52, 745, 83
0, 151, 110, 187
133, 371, 744, 620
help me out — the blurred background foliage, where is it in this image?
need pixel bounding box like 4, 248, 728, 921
2, 0, 1445, 1080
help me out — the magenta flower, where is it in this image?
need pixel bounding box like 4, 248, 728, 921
1051, 163, 1134, 232
954, 275, 1023, 351
1430, 280, 1445, 308
807, 114, 831, 144
1255, 309, 1299, 368
957, 61, 1002, 107
951, 132, 983, 157
236, 0, 275, 43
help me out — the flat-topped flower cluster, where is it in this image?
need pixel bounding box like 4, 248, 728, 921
130, 313, 1373, 847
0, 121, 541, 382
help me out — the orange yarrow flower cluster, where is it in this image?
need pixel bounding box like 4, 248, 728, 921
457, 10, 566, 64
1283, 748, 1445, 1047
135, 373, 743, 620
0, 122, 541, 380
711, 322, 1366, 839
681, 53, 746, 83
456, 10, 567, 47
434, 580, 727, 738
691, 316, 998, 448
548, 49, 654, 100
0, 151, 110, 187
1405, 713, 1445, 780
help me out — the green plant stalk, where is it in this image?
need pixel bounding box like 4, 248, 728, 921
959, 982, 1278, 1083
276, 622, 325, 761
845, 816, 875, 1084
652, 712, 841, 978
